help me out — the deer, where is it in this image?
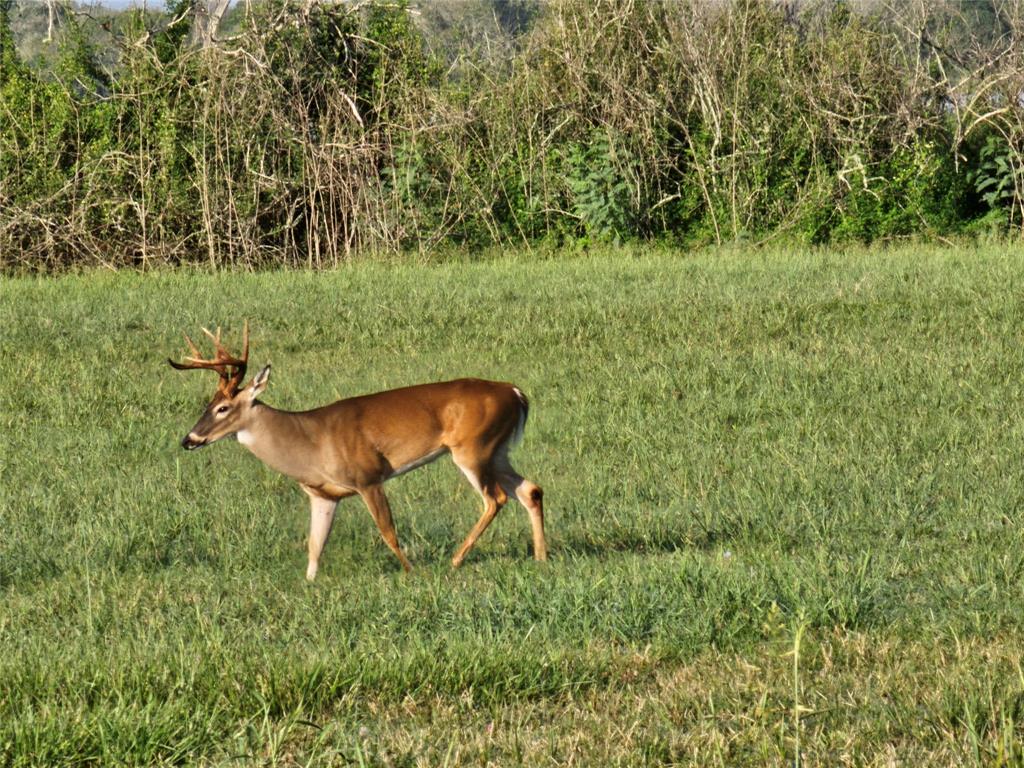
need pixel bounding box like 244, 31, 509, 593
168, 323, 546, 580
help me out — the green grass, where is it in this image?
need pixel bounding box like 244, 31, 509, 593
3, 244, 1024, 765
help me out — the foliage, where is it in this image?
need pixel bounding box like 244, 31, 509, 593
2, 0, 1024, 269
564, 130, 638, 244
970, 135, 1022, 209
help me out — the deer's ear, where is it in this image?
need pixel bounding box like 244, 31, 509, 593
248, 365, 271, 400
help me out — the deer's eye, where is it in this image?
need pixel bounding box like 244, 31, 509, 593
216, 405, 230, 415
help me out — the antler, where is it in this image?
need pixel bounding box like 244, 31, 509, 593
168, 320, 249, 394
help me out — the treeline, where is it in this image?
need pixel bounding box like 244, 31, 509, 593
1, 0, 1023, 270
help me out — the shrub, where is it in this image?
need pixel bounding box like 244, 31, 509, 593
1, 0, 1023, 270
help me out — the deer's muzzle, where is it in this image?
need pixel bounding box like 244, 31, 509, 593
181, 433, 207, 450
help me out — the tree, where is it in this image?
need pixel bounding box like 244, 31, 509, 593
191, 0, 231, 47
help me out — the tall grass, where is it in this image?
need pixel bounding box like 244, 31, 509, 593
3, 244, 1024, 763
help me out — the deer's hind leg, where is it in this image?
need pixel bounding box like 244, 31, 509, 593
450, 447, 508, 568
494, 449, 546, 561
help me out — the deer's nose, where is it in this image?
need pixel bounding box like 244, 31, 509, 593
180, 434, 203, 450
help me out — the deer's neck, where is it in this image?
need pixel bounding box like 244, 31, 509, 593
236, 403, 317, 480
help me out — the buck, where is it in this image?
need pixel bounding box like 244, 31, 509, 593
169, 324, 546, 580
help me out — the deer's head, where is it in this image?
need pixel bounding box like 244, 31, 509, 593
168, 322, 270, 450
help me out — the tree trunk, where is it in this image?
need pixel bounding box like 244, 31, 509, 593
192, 0, 231, 47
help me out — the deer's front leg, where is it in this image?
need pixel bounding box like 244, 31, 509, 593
302, 486, 344, 581
358, 484, 414, 572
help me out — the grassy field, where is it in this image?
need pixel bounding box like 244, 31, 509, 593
3, 244, 1024, 766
